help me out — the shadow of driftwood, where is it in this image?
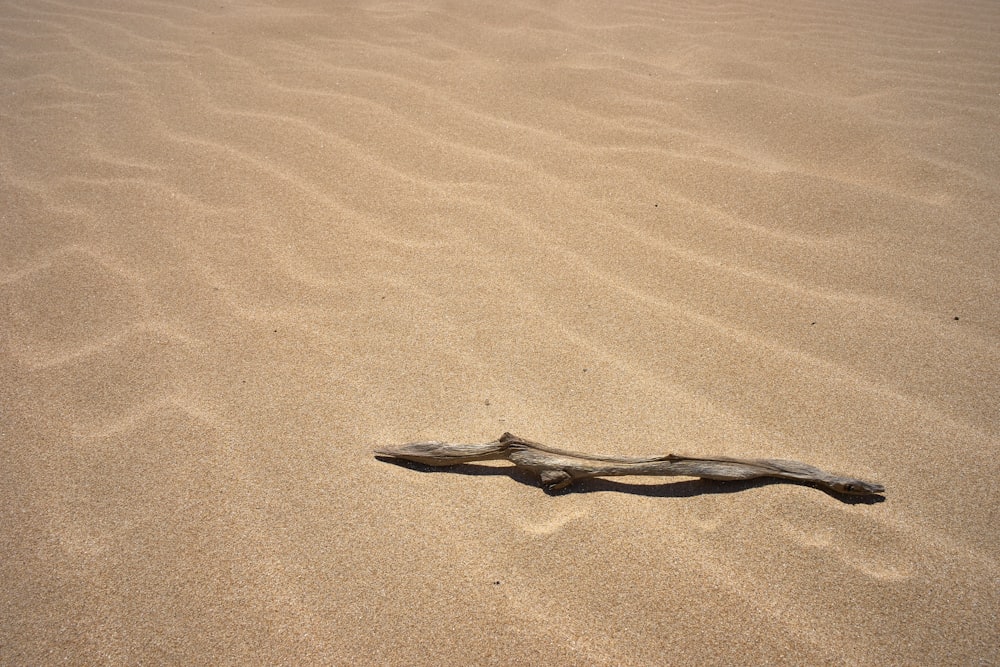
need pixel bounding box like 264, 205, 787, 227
374, 456, 885, 505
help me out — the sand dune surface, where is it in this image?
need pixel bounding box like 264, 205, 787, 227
2, 0, 998, 664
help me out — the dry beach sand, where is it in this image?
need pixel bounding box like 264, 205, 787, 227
2, 0, 998, 663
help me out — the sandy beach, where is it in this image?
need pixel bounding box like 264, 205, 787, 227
2, 0, 998, 663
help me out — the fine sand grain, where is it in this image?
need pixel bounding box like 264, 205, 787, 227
2, 0, 998, 664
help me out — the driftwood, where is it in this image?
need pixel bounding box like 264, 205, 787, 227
376, 432, 885, 495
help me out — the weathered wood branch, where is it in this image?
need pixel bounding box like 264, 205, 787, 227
376, 432, 885, 495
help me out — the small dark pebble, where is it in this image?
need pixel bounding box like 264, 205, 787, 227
953, 316, 960, 321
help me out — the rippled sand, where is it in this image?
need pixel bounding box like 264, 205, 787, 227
2, 0, 998, 664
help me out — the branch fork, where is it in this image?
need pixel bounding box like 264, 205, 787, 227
376, 432, 885, 495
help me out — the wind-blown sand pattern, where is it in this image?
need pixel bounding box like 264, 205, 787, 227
1, 0, 997, 663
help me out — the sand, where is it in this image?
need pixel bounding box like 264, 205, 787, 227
1, 0, 998, 664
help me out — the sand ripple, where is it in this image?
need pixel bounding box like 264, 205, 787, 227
2, 0, 998, 663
